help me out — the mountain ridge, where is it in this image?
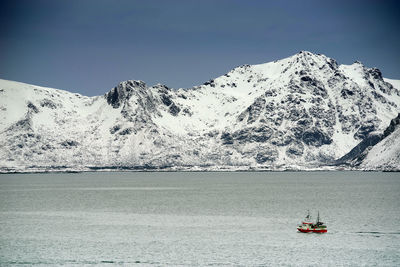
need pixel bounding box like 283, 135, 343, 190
1, 51, 399, 172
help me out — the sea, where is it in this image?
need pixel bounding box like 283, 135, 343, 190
0, 171, 399, 266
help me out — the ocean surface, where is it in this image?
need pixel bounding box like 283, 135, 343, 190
0, 171, 399, 266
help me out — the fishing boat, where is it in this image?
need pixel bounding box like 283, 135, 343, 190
297, 210, 327, 233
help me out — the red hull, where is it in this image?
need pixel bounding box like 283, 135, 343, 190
297, 228, 327, 233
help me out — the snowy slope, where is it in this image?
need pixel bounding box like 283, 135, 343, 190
0, 79, 122, 170
358, 79, 400, 170
1, 51, 399, 172
360, 122, 400, 171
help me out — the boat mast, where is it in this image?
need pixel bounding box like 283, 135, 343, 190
306, 209, 311, 221
317, 211, 320, 223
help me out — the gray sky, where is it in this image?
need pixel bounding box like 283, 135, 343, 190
1, 0, 399, 96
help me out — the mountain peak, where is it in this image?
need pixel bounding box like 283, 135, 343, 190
105, 80, 147, 108
295, 50, 326, 59
121, 80, 146, 88
297, 50, 314, 55
353, 60, 364, 66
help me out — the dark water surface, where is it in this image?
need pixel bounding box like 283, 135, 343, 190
0, 171, 399, 265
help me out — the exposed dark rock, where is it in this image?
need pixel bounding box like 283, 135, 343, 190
161, 94, 172, 106
291, 126, 306, 140
27, 102, 39, 113
270, 131, 293, 146
338, 112, 359, 134
154, 84, 171, 93
182, 108, 192, 116
368, 81, 375, 89
206, 130, 219, 137
178, 94, 187, 99
150, 128, 159, 134
41, 144, 53, 151
354, 123, 376, 140
368, 68, 383, 80
302, 128, 332, 147
221, 132, 233, 145
8, 117, 32, 132
61, 140, 79, 147
301, 76, 312, 82
231, 126, 273, 143
106, 87, 120, 108
110, 125, 121, 134
237, 96, 266, 123
383, 113, 400, 138
246, 97, 266, 123
40, 99, 58, 109
297, 118, 313, 127
255, 149, 278, 163
326, 58, 338, 70
308, 105, 330, 120
265, 89, 277, 97
264, 101, 275, 113
313, 85, 328, 98
105, 80, 146, 108
169, 103, 181, 116
119, 128, 133, 135
288, 83, 304, 94
299, 70, 307, 76
341, 89, 354, 98
286, 142, 304, 157
371, 91, 386, 103
203, 79, 215, 87
286, 106, 308, 121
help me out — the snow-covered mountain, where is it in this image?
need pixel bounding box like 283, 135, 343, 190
1, 51, 399, 172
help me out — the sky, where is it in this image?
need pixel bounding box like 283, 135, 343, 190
1, 0, 400, 96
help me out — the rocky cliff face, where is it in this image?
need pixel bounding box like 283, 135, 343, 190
0, 51, 399, 172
